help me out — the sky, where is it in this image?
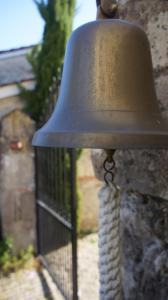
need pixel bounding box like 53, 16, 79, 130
0, 0, 97, 51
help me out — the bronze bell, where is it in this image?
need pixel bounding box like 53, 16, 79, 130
32, 20, 168, 149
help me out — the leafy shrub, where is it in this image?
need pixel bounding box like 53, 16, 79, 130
0, 237, 34, 275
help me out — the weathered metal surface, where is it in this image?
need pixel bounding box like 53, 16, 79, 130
33, 19, 168, 149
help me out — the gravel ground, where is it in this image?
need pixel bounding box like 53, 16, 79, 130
0, 233, 99, 300
0, 267, 64, 300
78, 233, 99, 300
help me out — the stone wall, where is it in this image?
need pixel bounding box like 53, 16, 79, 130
92, 1, 168, 299
0, 105, 36, 254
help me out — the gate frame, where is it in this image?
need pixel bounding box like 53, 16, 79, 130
35, 148, 78, 300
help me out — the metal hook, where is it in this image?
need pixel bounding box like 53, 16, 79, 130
103, 150, 116, 185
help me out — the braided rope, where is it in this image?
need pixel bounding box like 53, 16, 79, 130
98, 182, 122, 300
96, 2, 121, 298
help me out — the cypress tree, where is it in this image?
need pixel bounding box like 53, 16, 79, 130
21, 0, 75, 122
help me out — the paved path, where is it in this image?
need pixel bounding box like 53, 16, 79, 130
0, 233, 99, 300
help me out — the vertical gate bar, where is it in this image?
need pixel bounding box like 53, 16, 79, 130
64, 148, 69, 297
59, 148, 63, 291
70, 149, 78, 300
62, 148, 65, 217
35, 147, 41, 254
55, 148, 58, 210
59, 148, 63, 289
59, 149, 63, 215
65, 149, 68, 221
51, 148, 53, 204
48, 148, 51, 204
53, 148, 56, 206
58, 148, 60, 213
56, 148, 62, 289
63, 150, 66, 295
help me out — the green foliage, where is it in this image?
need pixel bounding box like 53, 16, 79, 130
20, 0, 75, 122
0, 237, 34, 275
20, 0, 83, 233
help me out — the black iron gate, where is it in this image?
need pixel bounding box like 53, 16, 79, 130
35, 147, 78, 300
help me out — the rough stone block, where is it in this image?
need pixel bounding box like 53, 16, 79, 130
0, 109, 36, 253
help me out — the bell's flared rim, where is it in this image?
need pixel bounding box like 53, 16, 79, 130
32, 110, 168, 149
32, 130, 168, 149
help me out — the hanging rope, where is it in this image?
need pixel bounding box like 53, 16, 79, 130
98, 152, 122, 300
95, 3, 121, 298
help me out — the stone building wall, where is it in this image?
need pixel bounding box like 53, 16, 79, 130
92, 1, 168, 299
0, 98, 36, 254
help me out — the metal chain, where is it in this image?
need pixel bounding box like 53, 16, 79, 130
103, 156, 116, 185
